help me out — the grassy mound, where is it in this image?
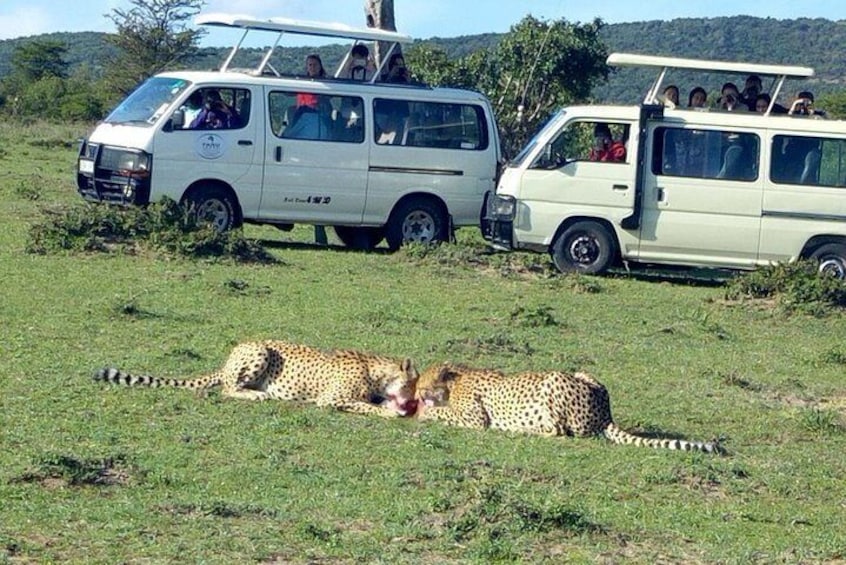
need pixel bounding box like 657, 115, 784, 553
26, 197, 276, 263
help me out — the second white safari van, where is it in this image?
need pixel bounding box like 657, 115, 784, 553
484, 53, 846, 278
77, 13, 501, 249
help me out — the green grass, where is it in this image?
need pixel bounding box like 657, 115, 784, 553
1, 121, 845, 563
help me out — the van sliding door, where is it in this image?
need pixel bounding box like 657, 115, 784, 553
638, 126, 763, 268
260, 88, 369, 224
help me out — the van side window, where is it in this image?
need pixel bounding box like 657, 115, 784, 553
771, 135, 846, 187
374, 99, 488, 150
653, 127, 759, 181
530, 121, 628, 169
230, 89, 251, 127
531, 123, 585, 169
268, 91, 364, 143
183, 87, 250, 130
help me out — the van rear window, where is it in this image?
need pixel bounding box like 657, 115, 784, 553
771, 135, 846, 187
374, 99, 488, 150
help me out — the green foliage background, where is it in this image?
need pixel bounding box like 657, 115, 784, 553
2, 15, 846, 126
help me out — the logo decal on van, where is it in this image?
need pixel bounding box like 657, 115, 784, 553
195, 134, 226, 160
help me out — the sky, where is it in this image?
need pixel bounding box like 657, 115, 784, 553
0, 0, 845, 46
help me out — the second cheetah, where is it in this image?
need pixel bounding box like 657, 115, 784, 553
414, 363, 722, 453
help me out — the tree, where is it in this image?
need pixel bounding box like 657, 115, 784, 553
11, 40, 69, 82
105, 0, 206, 95
0, 40, 71, 118
60, 65, 107, 121
819, 92, 846, 120
407, 16, 610, 158
364, 0, 400, 68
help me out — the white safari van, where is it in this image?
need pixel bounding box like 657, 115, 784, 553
483, 53, 846, 278
77, 13, 501, 249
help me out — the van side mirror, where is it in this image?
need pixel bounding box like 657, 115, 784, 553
170, 109, 185, 130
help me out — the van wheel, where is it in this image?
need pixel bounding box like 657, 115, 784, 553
333, 226, 385, 250
810, 243, 846, 279
551, 221, 616, 274
186, 185, 239, 232
385, 197, 447, 251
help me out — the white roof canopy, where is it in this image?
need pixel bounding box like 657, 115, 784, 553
196, 12, 412, 79
606, 52, 815, 111
607, 53, 814, 79
196, 13, 413, 43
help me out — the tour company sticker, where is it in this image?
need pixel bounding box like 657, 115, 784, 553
195, 133, 225, 160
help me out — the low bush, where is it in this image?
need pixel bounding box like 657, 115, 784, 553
26, 197, 276, 263
724, 261, 846, 314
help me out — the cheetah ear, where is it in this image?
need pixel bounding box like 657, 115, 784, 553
437, 365, 458, 383
401, 357, 417, 377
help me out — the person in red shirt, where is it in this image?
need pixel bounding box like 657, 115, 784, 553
296, 54, 326, 108
589, 123, 626, 162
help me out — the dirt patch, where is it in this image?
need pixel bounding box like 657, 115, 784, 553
11, 455, 135, 488
776, 393, 846, 414
819, 395, 846, 412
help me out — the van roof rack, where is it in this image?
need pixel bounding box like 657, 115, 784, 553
196, 12, 413, 82
607, 52, 815, 111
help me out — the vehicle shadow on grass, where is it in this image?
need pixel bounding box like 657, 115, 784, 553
253, 236, 738, 286
609, 264, 735, 288
257, 239, 392, 255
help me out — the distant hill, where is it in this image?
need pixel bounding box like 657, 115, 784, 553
596, 16, 846, 102
1, 16, 844, 103
0, 31, 118, 77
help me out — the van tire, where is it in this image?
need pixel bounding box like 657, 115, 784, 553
385, 197, 447, 251
186, 185, 239, 232
333, 226, 385, 250
810, 243, 846, 279
551, 221, 616, 274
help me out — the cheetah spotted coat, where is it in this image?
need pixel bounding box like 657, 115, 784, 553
414, 363, 721, 453
95, 341, 418, 418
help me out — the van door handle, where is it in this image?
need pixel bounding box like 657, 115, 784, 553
238, 140, 253, 146
275, 146, 283, 162
656, 187, 666, 202
612, 184, 628, 190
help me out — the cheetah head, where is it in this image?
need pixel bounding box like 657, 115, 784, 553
414, 363, 458, 409
375, 357, 419, 416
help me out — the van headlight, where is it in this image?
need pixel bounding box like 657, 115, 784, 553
118, 152, 149, 173
100, 148, 151, 177
493, 195, 516, 219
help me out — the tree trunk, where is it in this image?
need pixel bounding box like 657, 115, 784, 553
364, 0, 400, 68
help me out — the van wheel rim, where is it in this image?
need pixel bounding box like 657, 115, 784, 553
401, 211, 435, 242
569, 235, 599, 265
197, 200, 229, 231
819, 257, 846, 279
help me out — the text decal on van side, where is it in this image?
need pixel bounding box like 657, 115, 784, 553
195, 134, 226, 160
283, 196, 332, 204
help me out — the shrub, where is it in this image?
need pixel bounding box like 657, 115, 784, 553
26, 197, 276, 263
725, 261, 846, 314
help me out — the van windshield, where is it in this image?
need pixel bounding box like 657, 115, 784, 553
104, 77, 192, 126
509, 109, 567, 167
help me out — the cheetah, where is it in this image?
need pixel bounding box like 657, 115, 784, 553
414, 363, 722, 453
94, 341, 419, 417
